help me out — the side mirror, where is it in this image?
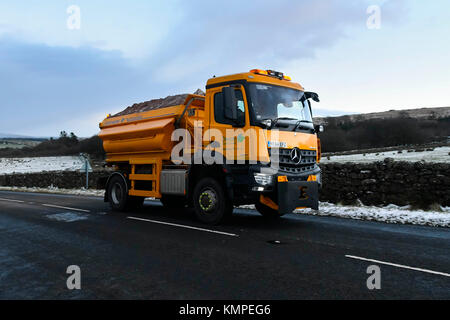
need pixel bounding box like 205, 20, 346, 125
222, 87, 237, 121
305, 91, 320, 102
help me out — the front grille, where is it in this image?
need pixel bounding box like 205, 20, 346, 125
269, 148, 317, 173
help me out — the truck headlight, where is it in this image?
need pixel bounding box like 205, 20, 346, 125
254, 173, 274, 186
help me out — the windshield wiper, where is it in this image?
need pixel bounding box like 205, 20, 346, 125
293, 120, 312, 131
271, 117, 297, 128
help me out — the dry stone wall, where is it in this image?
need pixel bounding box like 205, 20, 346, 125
1, 159, 449, 207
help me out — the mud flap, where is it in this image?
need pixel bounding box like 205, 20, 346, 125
278, 181, 319, 215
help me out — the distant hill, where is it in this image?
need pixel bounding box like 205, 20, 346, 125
312, 108, 359, 118
0, 133, 32, 139
0, 134, 104, 159
317, 106, 450, 153
315, 106, 450, 125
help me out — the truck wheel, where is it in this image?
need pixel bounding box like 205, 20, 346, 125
255, 202, 284, 218
193, 177, 232, 225
107, 175, 129, 211
160, 195, 186, 209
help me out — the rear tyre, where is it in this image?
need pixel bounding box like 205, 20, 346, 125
193, 177, 232, 225
107, 175, 129, 211
255, 201, 284, 218
107, 175, 144, 211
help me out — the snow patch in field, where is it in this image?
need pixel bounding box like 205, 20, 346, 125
0, 156, 88, 174
240, 202, 450, 227
321, 146, 450, 164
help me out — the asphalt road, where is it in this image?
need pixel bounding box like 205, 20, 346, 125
0, 190, 449, 299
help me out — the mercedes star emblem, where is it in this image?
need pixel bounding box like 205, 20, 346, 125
290, 147, 302, 164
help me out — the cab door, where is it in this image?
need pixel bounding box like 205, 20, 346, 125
207, 85, 251, 163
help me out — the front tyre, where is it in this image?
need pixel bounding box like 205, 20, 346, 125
193, 178, 232, 225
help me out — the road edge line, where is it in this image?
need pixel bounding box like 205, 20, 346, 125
345, 254, 450, 277
127, 216, 239, 237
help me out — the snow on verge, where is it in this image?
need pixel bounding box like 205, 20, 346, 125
299, 202, 450, 227
1, 186, 448, 227
0, 186, 104, 197
240, 202, 450, 227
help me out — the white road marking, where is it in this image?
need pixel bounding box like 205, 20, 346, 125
345, 255, 450, 277
0, 197, 25, 203
127, 216, 239, 237
42, 204, 90, 213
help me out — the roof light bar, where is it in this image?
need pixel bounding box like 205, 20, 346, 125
250, 69, 268, 75
250, 69, 291, 81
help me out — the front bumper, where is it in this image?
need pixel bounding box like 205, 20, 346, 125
277, 180, 319, 214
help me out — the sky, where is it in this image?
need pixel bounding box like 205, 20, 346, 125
0, 0, 449, 137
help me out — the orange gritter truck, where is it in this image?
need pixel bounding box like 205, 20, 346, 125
98, 69, 322, 224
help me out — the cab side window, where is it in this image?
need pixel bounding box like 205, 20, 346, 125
214, 89, 246, 126
235, 90, 245, 125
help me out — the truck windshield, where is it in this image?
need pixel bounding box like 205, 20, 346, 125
248, 83, 313, 126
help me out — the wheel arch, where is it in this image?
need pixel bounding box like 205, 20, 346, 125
187, 164, 233, 203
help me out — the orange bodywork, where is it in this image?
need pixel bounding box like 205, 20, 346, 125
98, 71, 318, 199
99, 96, 205, 163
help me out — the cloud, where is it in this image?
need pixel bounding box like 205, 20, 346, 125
148, 0, 406, 83
0, 0, 409, 136
0, 36, 151, 136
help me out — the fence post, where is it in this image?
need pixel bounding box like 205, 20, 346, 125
79, 153, 89, 189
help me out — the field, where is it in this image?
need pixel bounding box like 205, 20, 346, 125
0, 139, 43, 149
322, 146, 450, 164
0, 156, 90, 174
